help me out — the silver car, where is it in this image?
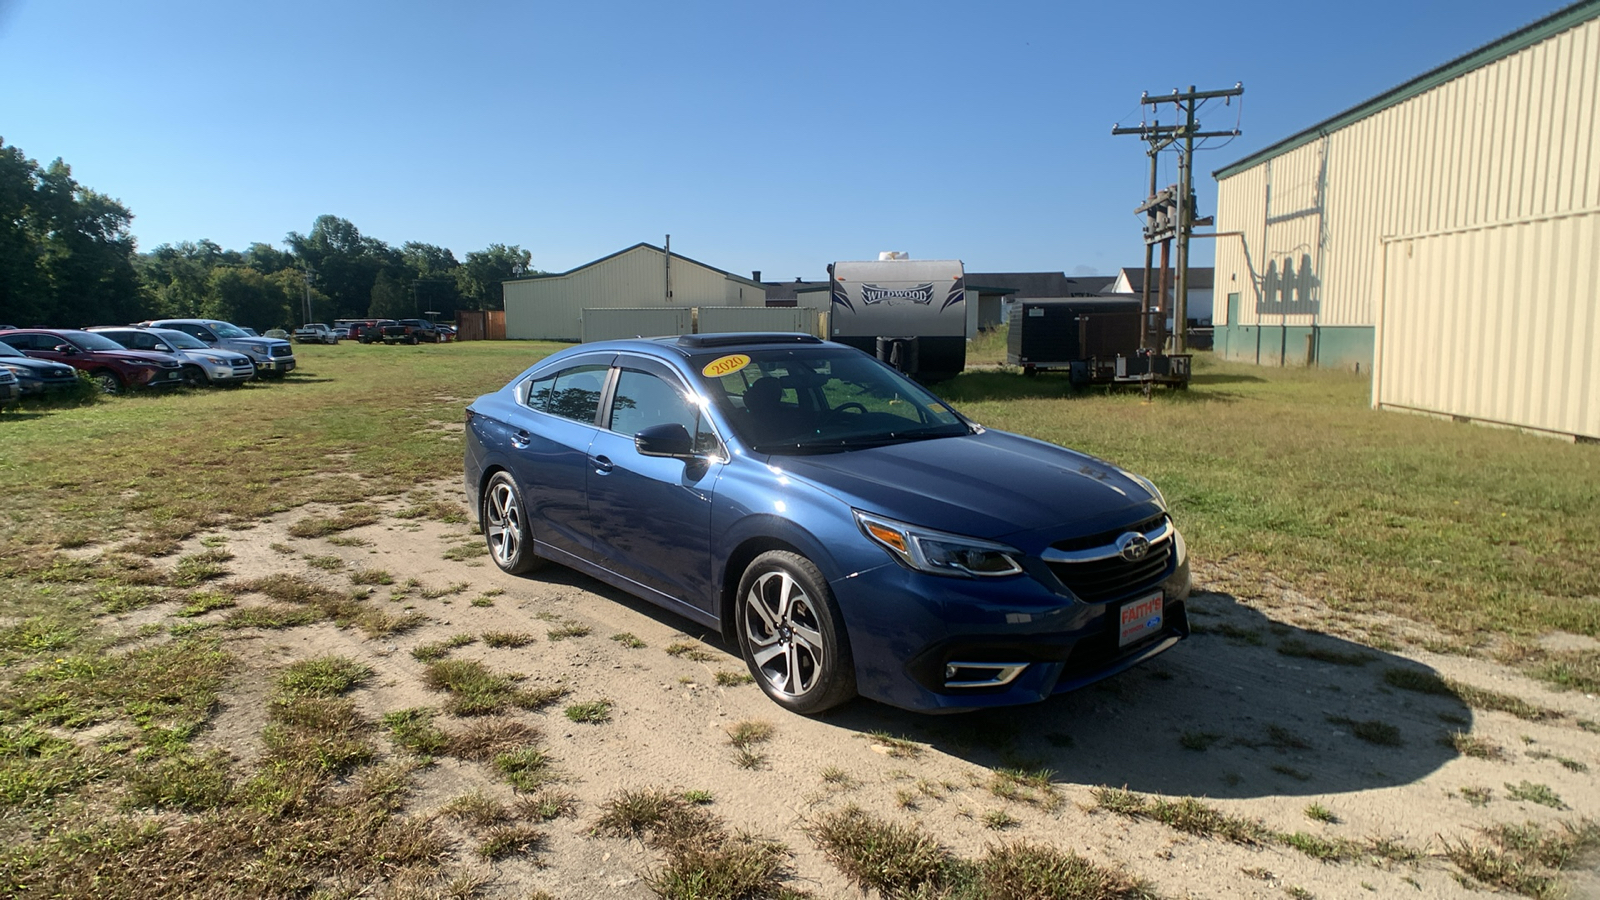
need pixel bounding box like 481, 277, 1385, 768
140, 318, 296, 378
90, 326, 256, 386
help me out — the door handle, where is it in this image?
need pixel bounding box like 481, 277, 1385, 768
511, 430, 531, 448
593, 455, 614, 475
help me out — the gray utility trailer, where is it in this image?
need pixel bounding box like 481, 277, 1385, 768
1007, 297, 1190, 388
828, 257, 966, 381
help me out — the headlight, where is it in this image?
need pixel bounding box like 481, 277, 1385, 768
854, 511, 1023, 578
200, 355, 225, 364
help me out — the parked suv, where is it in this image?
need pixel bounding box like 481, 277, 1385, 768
0, 340, 82, 396
0, 329, 185, 393
89, 326, 256, 386
140, 319, 296, 378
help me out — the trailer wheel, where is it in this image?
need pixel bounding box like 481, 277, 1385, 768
1023, 365, 1038, 378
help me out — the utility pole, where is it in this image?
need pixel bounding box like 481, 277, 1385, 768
302, 268, 315, 326
1114, 83, 1242, 353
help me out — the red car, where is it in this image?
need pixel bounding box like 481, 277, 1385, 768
0, 329, 186, 393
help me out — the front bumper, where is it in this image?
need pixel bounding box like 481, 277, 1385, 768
831, 546, 1191, 712
0, 379, 17, 402
136, 367, 186, 389
253, 356, 296, 374
203, 360, 256, 383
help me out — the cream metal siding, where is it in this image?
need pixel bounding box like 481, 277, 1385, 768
1214, 11, 1600, 439
698, 306, 821, 337
581, 308, 693, 343
503, 245, 766, 341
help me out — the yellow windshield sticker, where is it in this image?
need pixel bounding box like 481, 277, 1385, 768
701, 354, 751, 378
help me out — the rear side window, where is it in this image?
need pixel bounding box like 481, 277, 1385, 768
526, 363, 607, 424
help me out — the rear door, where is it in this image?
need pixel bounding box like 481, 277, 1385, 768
585, 354, 723, 610
503, 354, 613, 560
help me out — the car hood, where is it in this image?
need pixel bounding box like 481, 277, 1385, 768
768, 429, 1162, 541
233, 338, 290, 352
0, 356, 76, 377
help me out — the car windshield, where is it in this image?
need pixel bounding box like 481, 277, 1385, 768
0, 342, 24, 358
697, 348, 970, 453
209, 322, 251, 338
63, 331, 128, 352
152, 330, 207, 350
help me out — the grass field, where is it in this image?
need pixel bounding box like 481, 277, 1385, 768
2, 339, 1597, 896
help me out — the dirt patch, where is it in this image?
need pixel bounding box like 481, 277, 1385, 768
143, 479, 1600, 898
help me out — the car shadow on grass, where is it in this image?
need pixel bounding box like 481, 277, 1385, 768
824, 589, 1472, 800
1189, 372, 1268, 385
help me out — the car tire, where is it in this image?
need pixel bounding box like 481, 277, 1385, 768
735, 550, 856, 714
181, 365, 205, 388
481, 471, 544, 575
91, 370, 122, 394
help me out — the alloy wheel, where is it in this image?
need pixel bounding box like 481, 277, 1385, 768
484, 480, 522, 566
743, 570, 826, 697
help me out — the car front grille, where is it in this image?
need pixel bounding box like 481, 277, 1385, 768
269, 345, 292, 358
1046, 543, 1171, 603
1043, 514, 1174, 603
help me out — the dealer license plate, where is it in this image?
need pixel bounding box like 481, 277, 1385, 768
1118, 591, 1164, 648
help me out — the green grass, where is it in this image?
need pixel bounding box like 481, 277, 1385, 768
809, 805, 1155, 900
564, 699, 613, 724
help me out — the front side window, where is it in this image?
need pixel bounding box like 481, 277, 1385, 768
526, 363, 607, 424
609, 368, 722, 454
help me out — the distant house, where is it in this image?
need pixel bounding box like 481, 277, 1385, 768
1108, 267, 1214, 325
503, 243, 765, 342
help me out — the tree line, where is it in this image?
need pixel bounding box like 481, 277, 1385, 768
1, 138, 538, 330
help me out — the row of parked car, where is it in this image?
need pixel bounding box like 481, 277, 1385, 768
292, 318, 456, 345
0, 319, 297, 396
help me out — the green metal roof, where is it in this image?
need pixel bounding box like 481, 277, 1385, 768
1214, 0, 1600, 180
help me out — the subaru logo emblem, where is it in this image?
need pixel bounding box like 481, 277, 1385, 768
1116, 532, 1151, 562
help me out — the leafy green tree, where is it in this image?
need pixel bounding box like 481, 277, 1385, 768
203, 266, 291, 331
456, 244, 535, 311
285, 215, 400, 320
368, 269, 412, 319
0, 140, 47, 324
267, 268, 330, 324
33, 158, 143, 326
139, 240, 228, 318
246, 242, 296, 274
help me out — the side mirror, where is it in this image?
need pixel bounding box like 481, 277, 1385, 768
154, 344, 170, 352
53, 344, 76, 355
635, 423, 695, 458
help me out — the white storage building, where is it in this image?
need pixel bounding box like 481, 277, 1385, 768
503, 243, 766, 342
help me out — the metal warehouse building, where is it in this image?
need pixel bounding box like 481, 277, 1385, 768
1213, 0, 1599, 442
503, 242, 766, 342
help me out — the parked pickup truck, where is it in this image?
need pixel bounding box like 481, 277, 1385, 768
381, 319, 444, 344
292, 323, 339, 344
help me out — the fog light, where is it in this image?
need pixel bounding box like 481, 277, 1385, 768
943, 662, 1029, 689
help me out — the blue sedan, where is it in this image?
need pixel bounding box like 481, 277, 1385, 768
464, 334, 1190, 713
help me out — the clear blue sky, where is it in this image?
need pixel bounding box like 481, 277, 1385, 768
0, 0, 1574, 280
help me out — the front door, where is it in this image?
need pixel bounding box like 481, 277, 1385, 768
585, 358, 722, 611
